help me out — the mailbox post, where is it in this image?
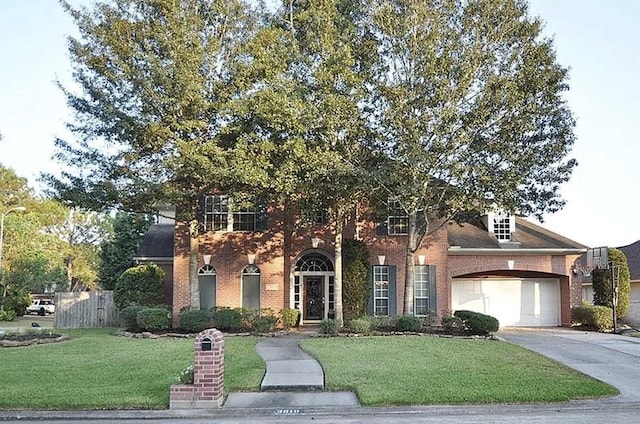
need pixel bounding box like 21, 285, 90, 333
170, 328, 225, 409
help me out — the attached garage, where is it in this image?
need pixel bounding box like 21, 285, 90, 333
451, 278, 560, 327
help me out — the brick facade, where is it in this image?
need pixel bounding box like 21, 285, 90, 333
171, 205, 584, 327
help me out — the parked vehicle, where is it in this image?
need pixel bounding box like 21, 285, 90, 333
26, 299, 55, 316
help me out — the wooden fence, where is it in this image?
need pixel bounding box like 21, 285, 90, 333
54, 291, 120, 329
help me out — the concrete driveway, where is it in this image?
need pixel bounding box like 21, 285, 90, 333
500, 328, 640, 402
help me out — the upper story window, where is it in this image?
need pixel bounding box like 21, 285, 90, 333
388, 199, 408, 235
203, 195, 256, 232
489, 211, 515, 242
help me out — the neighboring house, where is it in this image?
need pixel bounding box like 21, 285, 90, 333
134, 208, 175, 305
616, 241, 640, 326
139, 198, 586, 328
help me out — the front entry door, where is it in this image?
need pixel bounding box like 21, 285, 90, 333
304, 276, 324, 320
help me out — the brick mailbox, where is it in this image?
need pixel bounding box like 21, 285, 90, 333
170, 328, 224, 409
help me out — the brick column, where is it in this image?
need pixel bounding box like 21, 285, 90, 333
170, 328, 224, 409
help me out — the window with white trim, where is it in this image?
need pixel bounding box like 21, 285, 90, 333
388, 199, 408, 235
203, 195, 256, 232
373, 265, 389, 316
489, 211, 515, 242
414, 265, 430, 316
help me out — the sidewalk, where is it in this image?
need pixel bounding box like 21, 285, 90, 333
223, 333, 361, 409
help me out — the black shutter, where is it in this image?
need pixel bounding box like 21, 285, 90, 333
367, 267, 374, 316
376, 220, 388, 235
428, 265, 437, 311
389, 265, 397, 315
255, 199, 268, 231
197, 195, 206, 232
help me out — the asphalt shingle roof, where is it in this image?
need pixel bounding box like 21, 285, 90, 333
618, 240, 640, 281
135, 224, 174, 259
447, 216, 587, 250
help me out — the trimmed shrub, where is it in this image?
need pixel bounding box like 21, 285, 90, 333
397, 315, 421, 332
279, 308, 300, 329
114, 263, 165, 310
320, 318, 338, 335
348, 318, 372, 334
136, 307, 170, 331
441, 315, 465, 335
179, 309, 212, 333
454, 310, 499, 335
252, 316, 278, 333
571, 304, 613, 331
176, 364, 194, 385
120, 304, 144, 331
212, 308, 244, 332
363, 315, 399, 331
342, 239, 371, 321
0, 310, 17, 321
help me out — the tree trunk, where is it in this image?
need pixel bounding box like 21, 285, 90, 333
334, 216, 344, 327
66, 255, 74, 292
189, 220, 200, 309
403, 211, 419, 315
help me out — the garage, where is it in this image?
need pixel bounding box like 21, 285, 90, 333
451, 278, 560, 327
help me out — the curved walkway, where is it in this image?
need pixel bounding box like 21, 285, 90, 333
223, 334, 360, 409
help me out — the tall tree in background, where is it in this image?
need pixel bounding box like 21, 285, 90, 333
43, 206, 111, 291
99, 212, 152, 290
47, 0, 257, 306
592, 248, 630, 318
367, 0, 576, 314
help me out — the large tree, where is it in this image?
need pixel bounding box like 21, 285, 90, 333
229, 0, 375, 325
99, 212, 152, 290
47, 0, 258, 306
367, 0, 576, 314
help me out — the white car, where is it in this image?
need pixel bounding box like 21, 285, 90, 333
26, 299, 55, 316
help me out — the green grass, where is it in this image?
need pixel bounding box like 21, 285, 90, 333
300, 336, 618, 406
0, 329, 264, 410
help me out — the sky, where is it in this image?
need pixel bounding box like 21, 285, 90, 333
0, 0, 639, 249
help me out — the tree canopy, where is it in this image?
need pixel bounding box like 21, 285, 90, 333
49, 0, 577, 317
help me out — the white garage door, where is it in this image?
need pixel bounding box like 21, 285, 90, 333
451, 278, 560, 327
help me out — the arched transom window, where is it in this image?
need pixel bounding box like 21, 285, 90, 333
198, 264, 216, 275
295, 253, 333, 272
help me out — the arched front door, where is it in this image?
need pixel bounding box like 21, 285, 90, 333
291, 252, 334, 324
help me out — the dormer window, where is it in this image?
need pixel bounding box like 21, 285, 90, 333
489, 211, 515, 242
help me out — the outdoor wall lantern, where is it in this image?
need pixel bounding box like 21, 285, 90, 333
378, 255, 386, 265
311, 237, 320, 248
247, 253, 255, 265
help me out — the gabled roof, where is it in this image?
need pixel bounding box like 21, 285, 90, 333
135, 224, 174, 260
618, 240, 640, 281
448, 216, 587, 252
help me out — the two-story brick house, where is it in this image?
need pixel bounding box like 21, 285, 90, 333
138, 197, 586, 328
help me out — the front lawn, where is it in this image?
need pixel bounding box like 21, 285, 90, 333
300, 336, 618, 406
0, 328, 264, 410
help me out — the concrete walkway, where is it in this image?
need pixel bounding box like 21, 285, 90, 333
223, 334, 361, 409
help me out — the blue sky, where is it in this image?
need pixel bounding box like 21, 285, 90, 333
0, 0, 638, 248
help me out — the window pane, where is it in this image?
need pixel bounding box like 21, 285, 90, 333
414, 265, 430, 316
374, 265, 390, 316
388, 199, 408, 235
